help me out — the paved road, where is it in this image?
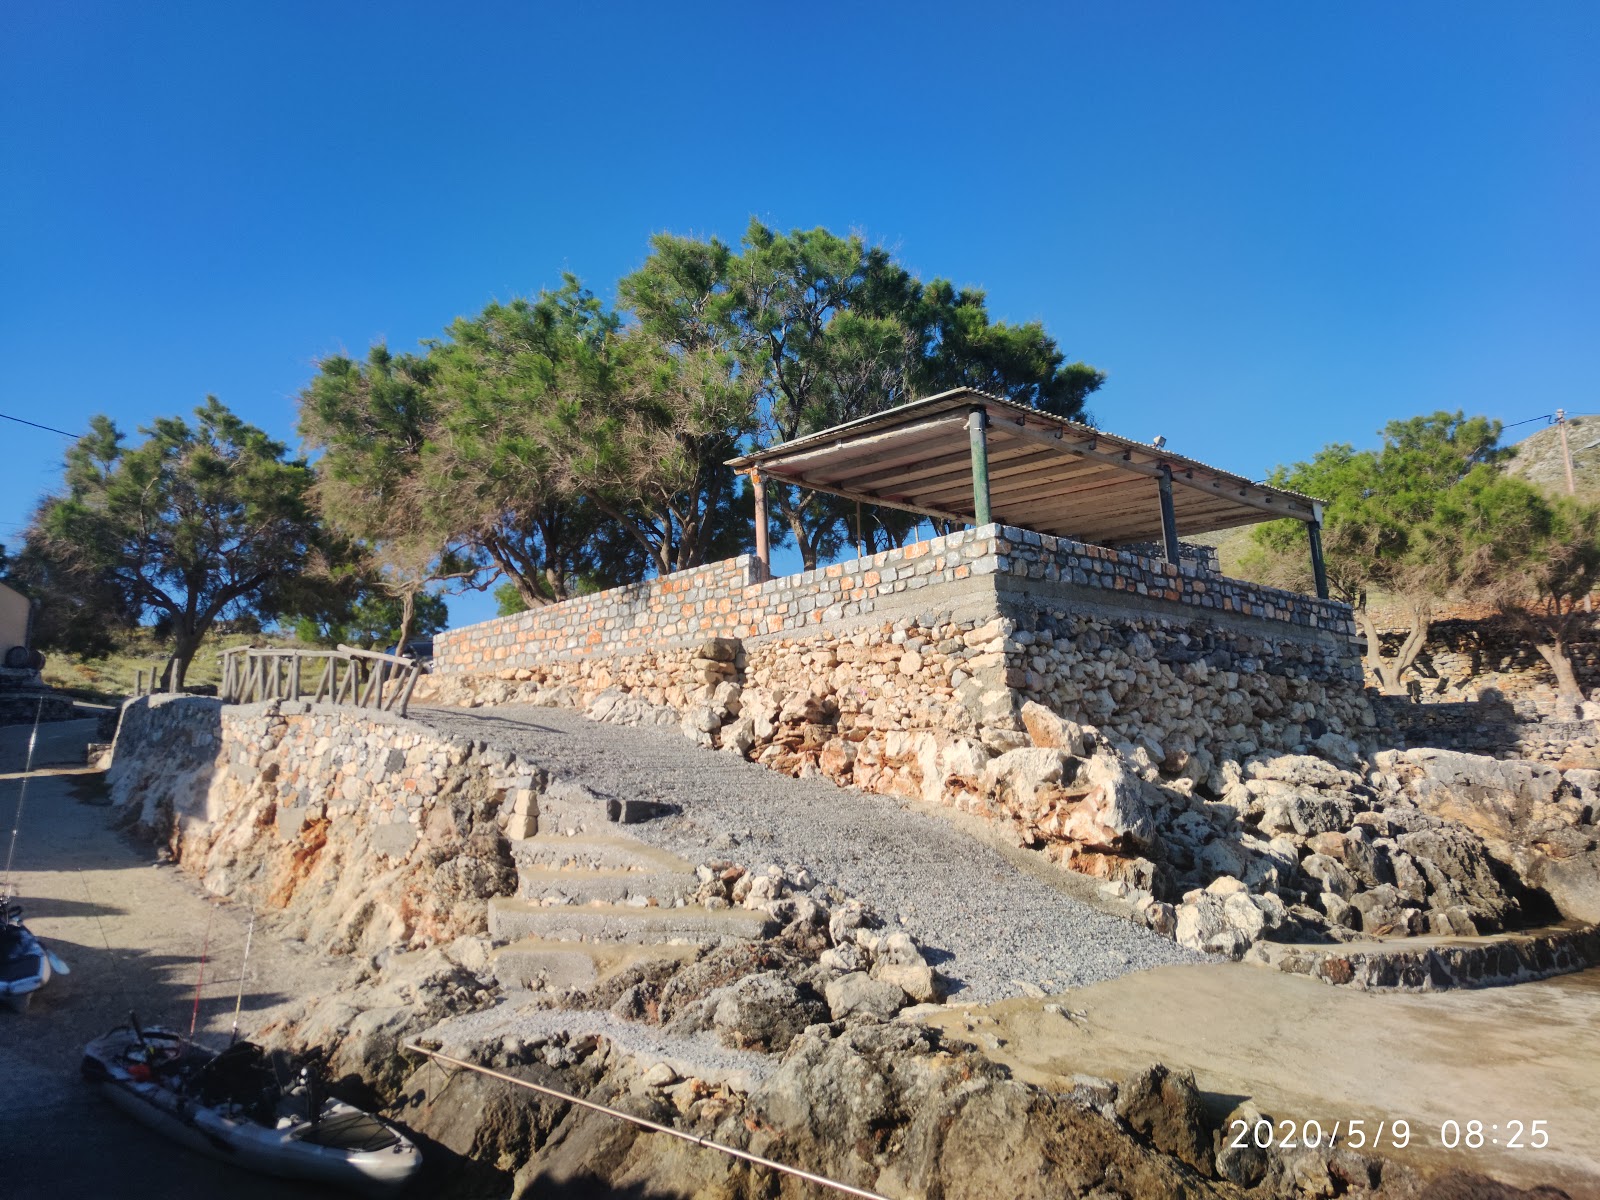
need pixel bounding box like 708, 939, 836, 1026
0, 719, 350, 1200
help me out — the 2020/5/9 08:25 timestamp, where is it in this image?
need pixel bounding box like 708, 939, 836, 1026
1229, 1118, 1552, 1151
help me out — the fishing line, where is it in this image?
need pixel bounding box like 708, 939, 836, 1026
189, 899, 217, 1035
77, 866, 134, 1012
1, 696, 46, 903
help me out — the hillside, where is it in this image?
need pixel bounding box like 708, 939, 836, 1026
1504, 414, 1600, 501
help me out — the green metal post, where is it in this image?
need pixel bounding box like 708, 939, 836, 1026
968, 407, 992, 527
1157, 464, 1180, 564
1308, 503, 1330, 600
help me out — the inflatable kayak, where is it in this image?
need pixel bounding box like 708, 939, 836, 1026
0, 901, 66, 1014
82, 1020, 421, 1196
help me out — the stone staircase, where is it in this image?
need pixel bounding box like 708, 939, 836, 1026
487, 787, 773, 991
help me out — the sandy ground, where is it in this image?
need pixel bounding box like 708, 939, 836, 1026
0, 718, 352, 1199
919, 960, 1600, 1198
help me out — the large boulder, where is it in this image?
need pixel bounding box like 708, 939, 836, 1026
1050, 751, 1158, 854
749, 1024, 1228, 1199
982, 746, 1074, 806
1394, 825, 1521, 931
1382, 748, 1600, 924
1019, 701, 1090, 757
824, 972, 907, 1022
712, 971, 828, 1053
1113, 1065, 1213, 1176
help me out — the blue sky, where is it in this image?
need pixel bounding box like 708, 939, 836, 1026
2, 2, 1596, 629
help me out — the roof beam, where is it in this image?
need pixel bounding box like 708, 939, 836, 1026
759, 467, 975, 527
989, 413, 1314, 523
864, 445, 1125, 500
751, 414, 969, 473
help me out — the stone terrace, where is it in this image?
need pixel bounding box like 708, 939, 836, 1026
434, 523, 1355, 675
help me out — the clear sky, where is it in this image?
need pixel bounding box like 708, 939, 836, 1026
2, 2, 1596, 628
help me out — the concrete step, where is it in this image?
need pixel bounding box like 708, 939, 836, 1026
516, 864, 700, 906
535, 778, 673, 836
511, 834, 697, 875
489, 937, 700, 991
487, 897, 775, 946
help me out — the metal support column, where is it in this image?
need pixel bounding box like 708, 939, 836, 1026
967, 407, 992, 527
1156, 464, 1181, 564
1308, 503, 1330, 600
750, 468, 770, 580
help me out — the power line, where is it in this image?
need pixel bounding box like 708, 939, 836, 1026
1502, 413, 1555, 431
0, 412, 78, 438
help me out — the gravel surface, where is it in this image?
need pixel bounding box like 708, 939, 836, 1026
416, 705, 1197, 1001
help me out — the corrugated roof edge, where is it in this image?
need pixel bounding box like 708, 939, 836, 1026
725, 387, 1325, 510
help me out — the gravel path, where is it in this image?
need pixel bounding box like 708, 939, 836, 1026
415, 706, 1196, 1001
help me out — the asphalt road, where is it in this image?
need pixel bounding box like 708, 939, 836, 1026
0, 717, 352, 1200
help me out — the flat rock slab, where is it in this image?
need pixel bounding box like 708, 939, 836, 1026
511, 834, 697, 874
515, 864, 700, 905
487, 897, 776, 945
490, 937, 700, 990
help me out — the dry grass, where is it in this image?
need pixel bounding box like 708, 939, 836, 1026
40, 627, 303, 704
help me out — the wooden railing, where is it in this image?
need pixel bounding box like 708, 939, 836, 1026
218, 645, 424, 717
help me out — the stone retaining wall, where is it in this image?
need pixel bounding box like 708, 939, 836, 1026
106, 695, 527, 954
435, 525, 1355, 673
1370, 696, 1600, 767
429, 524, 1365, 760
1255, 924, 1600, 991
1374, 617, 1600, 718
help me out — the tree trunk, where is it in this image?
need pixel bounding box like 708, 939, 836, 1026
1535, 639, 1585, 708
394, 592, 416, 657
169, 633, 202, 692
787, 507, 816, 572
1354, 603, 1431, 696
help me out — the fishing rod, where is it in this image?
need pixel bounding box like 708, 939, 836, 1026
1, 696, 46, 905
229, 912, 255, 1045
189, 901, 217, 1036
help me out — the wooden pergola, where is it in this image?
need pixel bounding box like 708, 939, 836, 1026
728, 388, 1330, 599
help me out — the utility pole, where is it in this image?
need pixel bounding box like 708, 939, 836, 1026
1557, 408, 1577, 495
1555, 409, 1591, 613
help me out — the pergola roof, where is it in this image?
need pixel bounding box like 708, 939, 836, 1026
727, 388, 1322, 545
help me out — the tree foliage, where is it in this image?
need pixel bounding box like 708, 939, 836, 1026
621, 220, 1105, 568
24, 400, 324, 685
1244, 411, 1598, 699
297, 222, 1102, 595
295, 587, 448, 652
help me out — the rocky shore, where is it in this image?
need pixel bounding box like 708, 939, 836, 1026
99, 674, 1600, 1196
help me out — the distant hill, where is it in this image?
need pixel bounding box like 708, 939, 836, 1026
1503, 414, 1600, 502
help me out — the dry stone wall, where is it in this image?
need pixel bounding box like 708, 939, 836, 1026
106, 694, 534, 955
428, 525, 1365, 758
435, 525, 1355, 672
